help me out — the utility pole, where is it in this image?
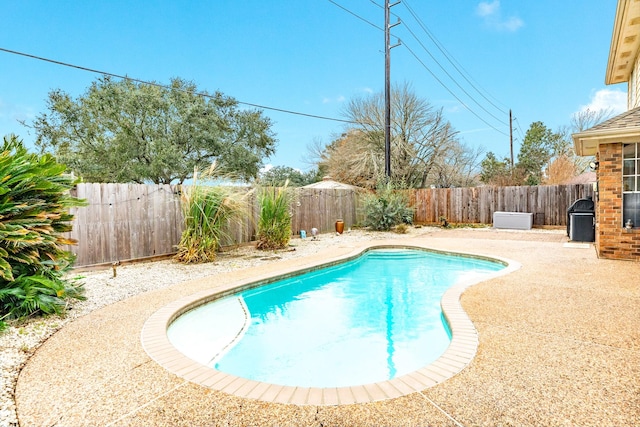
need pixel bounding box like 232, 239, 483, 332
509, 109, 514, 171
384, 0, 401, 178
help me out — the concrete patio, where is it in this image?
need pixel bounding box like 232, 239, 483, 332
15, 228, 640, 426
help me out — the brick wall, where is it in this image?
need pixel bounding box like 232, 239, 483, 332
596, 143, 640, 261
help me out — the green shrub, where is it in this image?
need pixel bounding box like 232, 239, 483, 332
0, 135, 86, 325
362, 181, 413, 231
256, 184, 292, 250
175, 166, 248, 263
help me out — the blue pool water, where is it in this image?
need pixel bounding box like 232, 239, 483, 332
168, 248, 504, 388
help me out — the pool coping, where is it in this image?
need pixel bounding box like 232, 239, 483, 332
141, 242, 520, 405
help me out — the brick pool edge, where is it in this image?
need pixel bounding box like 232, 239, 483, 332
141, 242, 520, 406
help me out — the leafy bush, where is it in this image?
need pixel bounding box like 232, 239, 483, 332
256, 184, 292, 250
362, 181, 414, 231
0, 135, 86, 324
175, 166, 248, 263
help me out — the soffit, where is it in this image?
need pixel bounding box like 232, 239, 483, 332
606, 0, 640, 84
572, 106, 640, 155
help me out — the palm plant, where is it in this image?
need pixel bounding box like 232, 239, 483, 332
175, 165, 248, 263
0, 135, 86, 323
256, 183, 292, 250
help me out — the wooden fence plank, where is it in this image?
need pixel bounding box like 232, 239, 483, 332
411, 184, 593, 226
65, 183, 593, 267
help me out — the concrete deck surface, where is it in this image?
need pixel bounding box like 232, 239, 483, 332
15, 229, 640, 426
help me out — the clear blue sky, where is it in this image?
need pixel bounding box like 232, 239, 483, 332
0, 1, 626, 172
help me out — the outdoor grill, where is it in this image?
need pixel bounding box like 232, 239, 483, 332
567, 196, 595, 242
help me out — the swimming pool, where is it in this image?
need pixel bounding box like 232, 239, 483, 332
166, 248, 504, 388
142, 243, 517, 405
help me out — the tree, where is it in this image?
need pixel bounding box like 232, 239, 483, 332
259, 166, 321, 187
29, 76, 277, 184
563, 108, 614, 177
517, 121, 562, 185
319, 83, 476, 189
304, 136, 330, 178
320, 129, 380, 188
482, 111, 613, 187
480, 152, 512, 185
429, 142, 483, 188
539, 109, 613, 184
545, 154, 578, 185
571, 107, 613, 132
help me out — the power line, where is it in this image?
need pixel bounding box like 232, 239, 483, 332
372, 0, 508, 116
402, 42, 509, 137
402, 0, 509, 114
331, 1, 509, 134
326, 0, 383, 31
513, 117, 526, 141
399, 21, 507, 126
0, 46, 358, 125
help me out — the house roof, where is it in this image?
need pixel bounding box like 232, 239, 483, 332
572, 106, 640, 156
606, 0, 640, 85
561, 171, 597, 185
302, 176, 361, 190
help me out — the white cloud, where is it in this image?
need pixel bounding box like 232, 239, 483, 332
579, 89, 627, 115
444, 104, 464, 114
476, 1, 523, 32
322, 95, 346, 104
436, 99, 464, 114
501, 16, 524, 32
477, 0, 499, 17
259, 164, 273, 173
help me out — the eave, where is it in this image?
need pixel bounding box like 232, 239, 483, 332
573, 126, 640, 156
606, 0, 640, 85
572, 106, 640, 156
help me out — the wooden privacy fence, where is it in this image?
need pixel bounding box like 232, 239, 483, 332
66, 184, 362, 267
66, 183, 593, 267
411, 184, 594, 226
67, 183, 183, 267
291, 187, 362, 236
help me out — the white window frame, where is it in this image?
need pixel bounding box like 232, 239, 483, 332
622, 142, 640, 228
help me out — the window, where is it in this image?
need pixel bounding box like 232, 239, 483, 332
623, 143, 640, 227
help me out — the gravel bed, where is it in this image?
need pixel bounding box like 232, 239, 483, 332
0, 227, 436, 426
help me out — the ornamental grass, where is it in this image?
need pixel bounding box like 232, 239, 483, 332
256, 183, 292, 250
175, 165, 248, 263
